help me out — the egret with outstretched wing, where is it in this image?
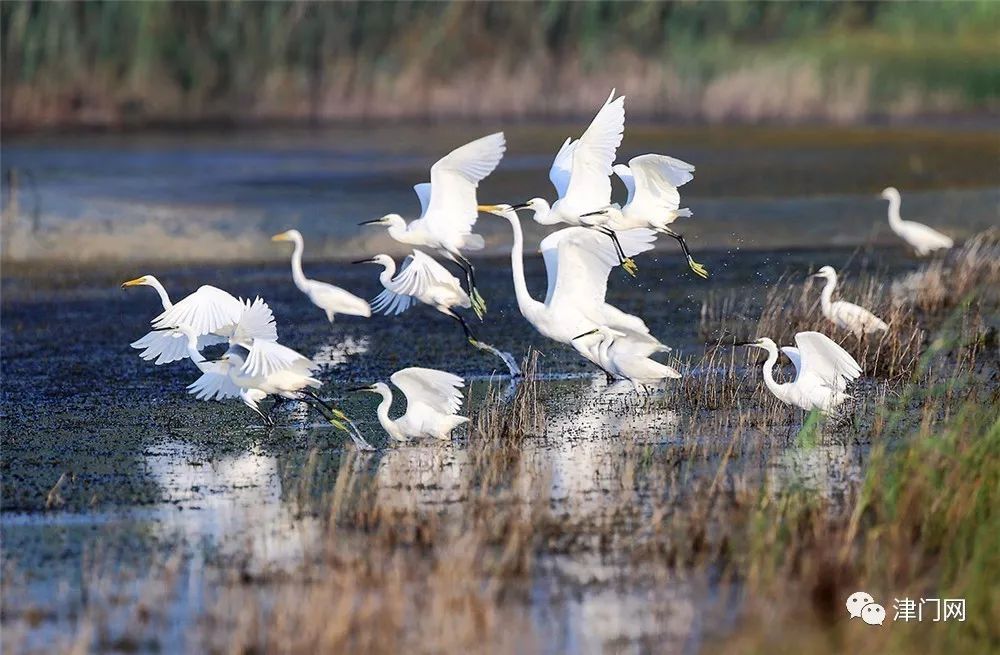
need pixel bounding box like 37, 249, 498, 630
573, 326, 680, 391
351, 367, 468, 441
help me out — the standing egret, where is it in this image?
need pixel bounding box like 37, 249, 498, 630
572, 326, 681, 391
479, 203, 664, 371
811, 266, 888, 337
739, 331, 862, 413
881, 187, 953, 256
511, 90, 637, 274
122, 275, 246, 365
271, 229, 371, 322
350, 367, 468, 441
611, 154, 708, 278
354, 251, 521, 376
359, 132, 506, 318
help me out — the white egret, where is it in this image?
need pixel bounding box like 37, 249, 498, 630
611, 154, 708, 278
512, 90, 637, 274
881, 187, 953, 256
271, 229, 371, 322
572, 326, 681, 391
479, 203, 664, 372
350, 367, 468, 441
359, 132, 507, 317
354, 251, 521, 376
811, 266, 888, 337
122, 275, 245, 365
739, 331, 862, 413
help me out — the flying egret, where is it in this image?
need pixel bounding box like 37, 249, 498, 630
350, 367, 468, 441
122, 275, 246, 365
180, 299, 374, 449
479, 203, 664, 372
611, 154, 708, 278
881, 187, 953, 256
359, 132, 507, 318
271, 229, 371, 322
354, 251, 521, 376
572, 326, 681, 391
511, 90, 637, 274
739, 331, 862, 413
810, 266, 888, 337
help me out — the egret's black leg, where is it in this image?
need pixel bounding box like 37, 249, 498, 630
445, 309, 477, 342
597, 227, 638, 277
456, 253, 486, 319
662, 227, 708, 278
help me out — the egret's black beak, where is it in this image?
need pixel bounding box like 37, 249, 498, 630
203, 355, 228, 363
352, 258, 376, 265
572, 329, 600, 341
511, 202, 530, 211
735, 341, 754, 347
347, 385, 375, 392
358, 219, 382, 226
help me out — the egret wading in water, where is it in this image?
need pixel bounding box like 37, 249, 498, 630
359, 132, 506, 318
611, 154, 708, 278
355, 251, 521, 376
271, 229, 371, 322
810, 266, 888, 337
122, 275, 245, 365
513, 90, 638, 275
881, 187, 953, 256
350, 367, 469, 442
479, 203, 664, 375
572, 326, 681, 392
179, 299, 374, 449
739, 331, 862, 414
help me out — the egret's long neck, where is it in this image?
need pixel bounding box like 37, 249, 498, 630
387, 221, 413, 245
761, 345, 786, 402
820, 275, 837, 314
289, 236, 309, 290
374, 387, 401, 440
505, 216, 543, 317
378, 260, 397, 288
886, 194, 903, 228
184, 333, 209, 372
147, 278, 173, 311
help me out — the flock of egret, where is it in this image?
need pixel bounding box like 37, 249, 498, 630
123, 89, 954, 446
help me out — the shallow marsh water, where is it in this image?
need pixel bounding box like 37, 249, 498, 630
1, 122, 997, 652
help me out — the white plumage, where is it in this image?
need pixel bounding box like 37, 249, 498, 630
573, 326, 680, 391
882, 187, 953, 256
365, 250, 471, 319
354, 367, 469, 441
272, 229, 371, 322
743, 331, 863, 413
811, 266, 888, 337
123, 274, 245, 365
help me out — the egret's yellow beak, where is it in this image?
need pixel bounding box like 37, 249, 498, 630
271, 232, 291, 242
121, 277, 146, 289
478, 204, 510, 216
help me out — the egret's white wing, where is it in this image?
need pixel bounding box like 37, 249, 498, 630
780, 346, 802, 382
423, 132, 506, 239
562, 90, 625, 211
626, 154, 695, 212
240, 340, 314, 380
549, 137, 577, 199
391, 367, 465, 416
545, 227, 656, 310
372, 250, 460, 315
413, 183, 432, 219
613, 163, 636, 205
151, 285, 244, 335
131, 329, 230, 365
230, 297, 279, 347
794, 332, 862, 392
188, 368, 242, 401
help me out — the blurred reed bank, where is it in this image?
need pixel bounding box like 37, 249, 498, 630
2, 1, 998, 130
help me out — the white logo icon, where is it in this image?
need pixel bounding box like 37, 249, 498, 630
846, 591, 876, 619
862, 603, 886, 626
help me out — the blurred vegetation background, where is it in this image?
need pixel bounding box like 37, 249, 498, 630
2, 0, 998, 131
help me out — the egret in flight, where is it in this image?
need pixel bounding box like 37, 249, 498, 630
271, 229, 371, 322
122, 275, 246, 365
881, 187, 953, 256
512, 90, 637, 274
572, 326, 681, 391
350, 367, 468, 441
739, 331, 862, 413
359, 132, 506, 318
355, 251, 521, 376
611, 154, 708, 278
479, 203, 664, 372
811, 266, 888, 337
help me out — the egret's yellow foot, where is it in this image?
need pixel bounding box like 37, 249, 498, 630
329, 407, 349, 421
622, 258, 638, 277
688, 257, 709, 279
471, 289, 487, 320
329, 418, 348, 432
